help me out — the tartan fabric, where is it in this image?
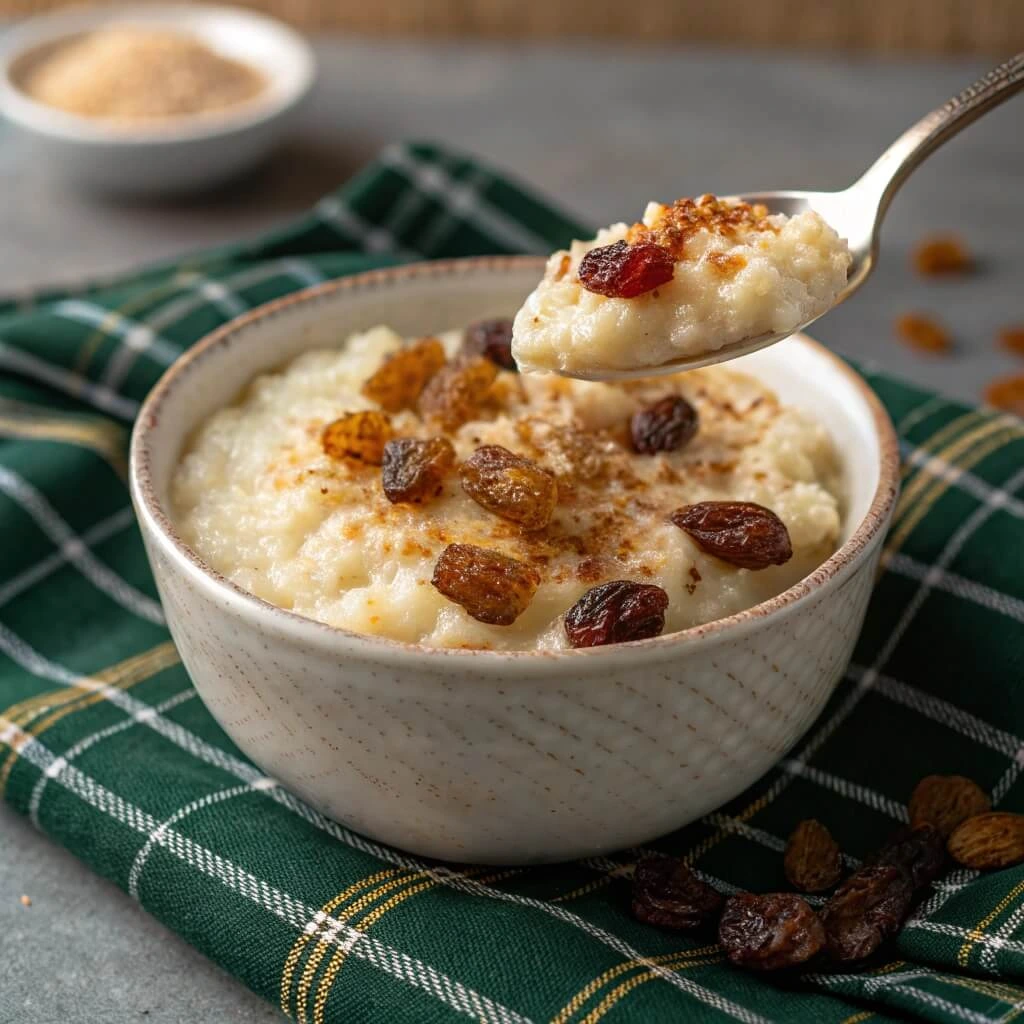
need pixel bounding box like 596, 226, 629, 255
2, 140, 1024, 1024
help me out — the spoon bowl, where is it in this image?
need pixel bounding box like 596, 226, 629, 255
557, 53, 1023, 382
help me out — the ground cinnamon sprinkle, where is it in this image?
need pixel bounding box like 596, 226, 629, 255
895, 313, 952, 354
998, 326, 1024, 357
21, 27, 265, 122
912, 235, 973, 276
984, 375, 1024, 417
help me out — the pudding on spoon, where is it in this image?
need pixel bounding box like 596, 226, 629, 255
512, 194, 852, 379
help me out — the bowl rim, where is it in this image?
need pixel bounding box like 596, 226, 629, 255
0, 2, 316, 145
130, 255, 901, 669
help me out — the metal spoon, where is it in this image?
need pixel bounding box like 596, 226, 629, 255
561, 52, 1024, 382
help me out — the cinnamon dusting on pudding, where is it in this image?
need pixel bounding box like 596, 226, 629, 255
627, 195, 778, 259
172, 325, 842, 650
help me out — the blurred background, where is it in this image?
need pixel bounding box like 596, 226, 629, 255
1, 0, 1023, 51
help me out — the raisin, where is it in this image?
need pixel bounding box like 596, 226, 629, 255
718, 893, 825, 971
381, 437, 455, 504
459, 445, 558, 530
630, 395, 699, 454
909, 775, 991, 839
913, 235, 972, 276
431, 544, 540, 625
463, 318, 517, 371
784, 820, 843, 893
896, 313, 952, 354
419, 355, 498, 431
564, 580, 669, 648
985, 374, 1024, 417
321, 411, 393, 465
631, 855, 724, 931
577, 240, 675, 299
361, 338, 447, 412
821, 865, 913, 963
999, 327, 1024, 357
947, 812, 1024, 871
867, 825, 946, 887
671, 501, 792, 570
515, 417, 614, 485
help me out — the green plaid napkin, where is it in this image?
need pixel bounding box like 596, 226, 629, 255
3, 141, 1024, 1024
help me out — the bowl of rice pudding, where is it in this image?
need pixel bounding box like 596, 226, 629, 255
130, 257, 898, 863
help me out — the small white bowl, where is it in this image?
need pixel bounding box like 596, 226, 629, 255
0, 4, 315, 194
130, 257, 899, 864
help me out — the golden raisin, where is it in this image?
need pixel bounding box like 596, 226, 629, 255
984, 375, 1024, 417
431, 544, 540, 625
909, 775, 991, 839
460, 445, 557, 530
418, 355, 498, 431
381, 437, 455, 504
948, 812, 1024, 871
896, 313, 952, 354
321, 411, 393, 465
912, 235, 972, 276
998, 326, 1024, 357
784, 819, 843, 893
361, 337, 446, 412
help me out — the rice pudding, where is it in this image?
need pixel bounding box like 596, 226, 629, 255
172, 322, 843, 651
512, 195, 852, 375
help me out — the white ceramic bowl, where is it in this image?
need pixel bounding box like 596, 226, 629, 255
130, 257, 899, 864
0, 4, 315, 194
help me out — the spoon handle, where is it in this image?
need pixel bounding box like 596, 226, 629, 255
855, 52, 1024, 224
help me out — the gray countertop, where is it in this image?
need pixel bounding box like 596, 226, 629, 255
1, 36, 1022, 1023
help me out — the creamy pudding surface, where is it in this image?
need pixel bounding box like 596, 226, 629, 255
172, 324, 843, 651
512, 195, 852, 375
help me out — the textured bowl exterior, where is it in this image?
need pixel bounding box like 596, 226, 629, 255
144, 535, 881, 863
131, 257, 899, 864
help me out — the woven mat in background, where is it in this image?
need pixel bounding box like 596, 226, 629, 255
2, 141, 1024, 1024
0, 0, 1022, 53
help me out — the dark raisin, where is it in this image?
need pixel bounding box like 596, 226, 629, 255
361, 338, 446, 412
631, 855, 723, 931
381, 437, 455, 504
784, 819, 844, 893
577, 240, 675, 299
630, 396, 699, 454
670, 501, 792, 570
321, 411, 393, 465
718, 893, 825, 971
460, 445, 557, 530
431, 544, 540, 625
564, 580, 669, 648
821, 865, 913, 963
419, 355, 498, 431
463, 318, 517, 371
867, 825, 946, 888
